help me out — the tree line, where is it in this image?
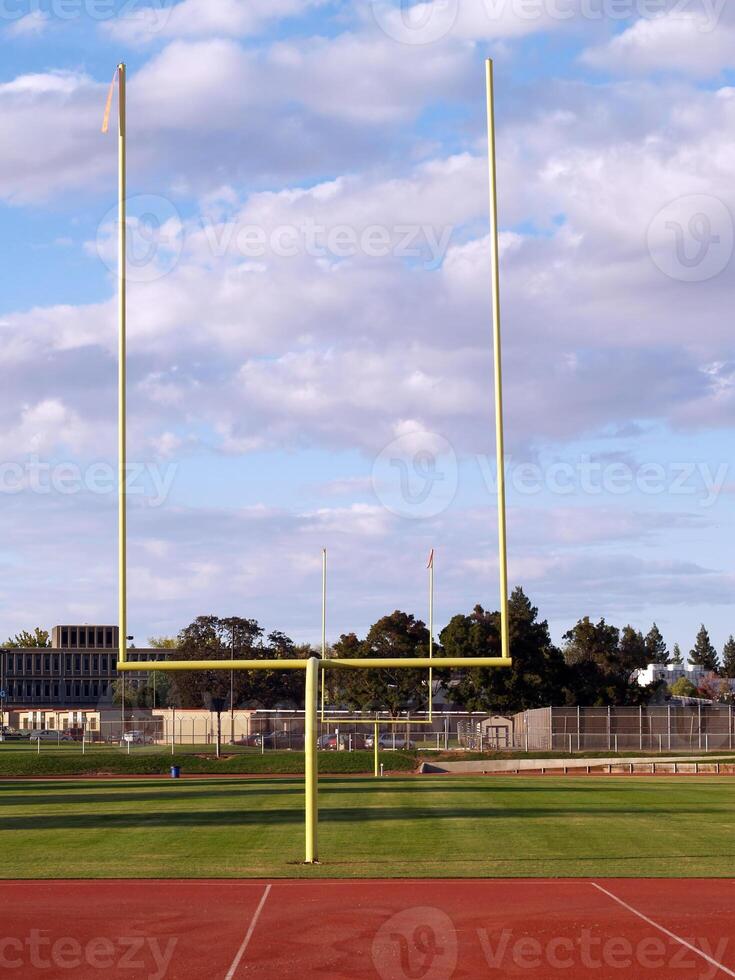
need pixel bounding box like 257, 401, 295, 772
103, 588, 735, 712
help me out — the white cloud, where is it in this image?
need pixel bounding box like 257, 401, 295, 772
103, 0, 324, 45
582, 13, 735, 77
6, 11, 50, 37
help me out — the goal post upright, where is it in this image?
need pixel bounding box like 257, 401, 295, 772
486, 58, 510, 663
112, 63, 513, 866
304, 656, 319, 863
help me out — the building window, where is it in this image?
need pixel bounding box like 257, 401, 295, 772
70, 628, 78, 647
35, 655, 41, 672
74, 656, 81, 672
44, 655, 51, 673
61, 628, 69, 647
96, 628, 104, 648
65, 683, 71, 697
53, 655, 60, 672
83, 682, 90, 698
83, 656, 90, 673
74, 683, 81, 698
25, 682, 32, 698
35, 683, 41, 698
44, 683, 50, 698
53, 684, 59, 698
105, 628, 113, 647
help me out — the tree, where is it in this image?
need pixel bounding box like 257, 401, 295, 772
562, 617, 647, 706
442, 588, 568, 713
170, 615, 304, 709
671, 643, 684, 666
722, 637, 735, 678
689, 624, 720, 673
148, 636, 178, 649
5, 628, 50, 648
618, 626, 648, 673
330, 611, 431, 716
644, 623, 668, 664
697, 673, 732, 703
668, 676, 698, 699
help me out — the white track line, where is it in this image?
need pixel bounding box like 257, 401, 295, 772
224, 883, 272, 980
591, 882, 735, 978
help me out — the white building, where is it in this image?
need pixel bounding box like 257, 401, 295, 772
636, 663, 708, 688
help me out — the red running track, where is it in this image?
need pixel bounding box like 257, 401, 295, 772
1, 878, 734, 979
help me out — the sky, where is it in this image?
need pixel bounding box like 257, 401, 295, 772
1, 0, 734, 656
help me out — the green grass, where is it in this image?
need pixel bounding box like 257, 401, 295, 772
0, 744, 416, 776
1, 775, 733, 879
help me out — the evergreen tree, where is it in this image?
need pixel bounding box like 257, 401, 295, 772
442, 588, 568, 713
722, 636, 735, 679
562, 617, 646, 706
689, 624, 720, 673
671, 643, 683, 666
644, 623, 668, 664
619, 626, 648, 672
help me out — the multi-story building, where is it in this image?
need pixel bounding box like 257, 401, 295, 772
0, 625, 168, 708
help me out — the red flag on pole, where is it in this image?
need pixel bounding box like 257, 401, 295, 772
427, 548, 434, 569
101, 67, 119, 134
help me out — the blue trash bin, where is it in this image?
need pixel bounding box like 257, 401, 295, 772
170, 765, 181, 779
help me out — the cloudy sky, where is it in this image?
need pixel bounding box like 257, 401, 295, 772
1, 0, 734, 656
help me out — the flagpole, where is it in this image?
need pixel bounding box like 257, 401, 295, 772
485, 60, 510, 662
320, 548, 327, 719
118, 62, 127, 666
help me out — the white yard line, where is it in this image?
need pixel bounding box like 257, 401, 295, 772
591, 882, 735, 978
224, 883, 272, 980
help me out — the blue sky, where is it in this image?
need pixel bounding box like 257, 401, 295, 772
1, 0, 735, 660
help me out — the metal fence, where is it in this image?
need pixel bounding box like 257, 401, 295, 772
514, 705, 735, 753
87, 711, 488, 750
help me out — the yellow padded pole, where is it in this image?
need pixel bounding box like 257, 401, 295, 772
304, 656, 319, 863
486, 59, 510, 662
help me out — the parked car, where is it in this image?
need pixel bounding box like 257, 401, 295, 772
29, 730, 73, 742
317, 734, 338, 750
378, 733, 415, 750
0, 726, 25, 741
121, 730, 154, 745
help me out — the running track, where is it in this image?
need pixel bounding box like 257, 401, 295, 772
1, 878, 734, 978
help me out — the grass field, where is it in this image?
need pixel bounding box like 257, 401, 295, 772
1, 775, 733, 879
0, 743, 417, 776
